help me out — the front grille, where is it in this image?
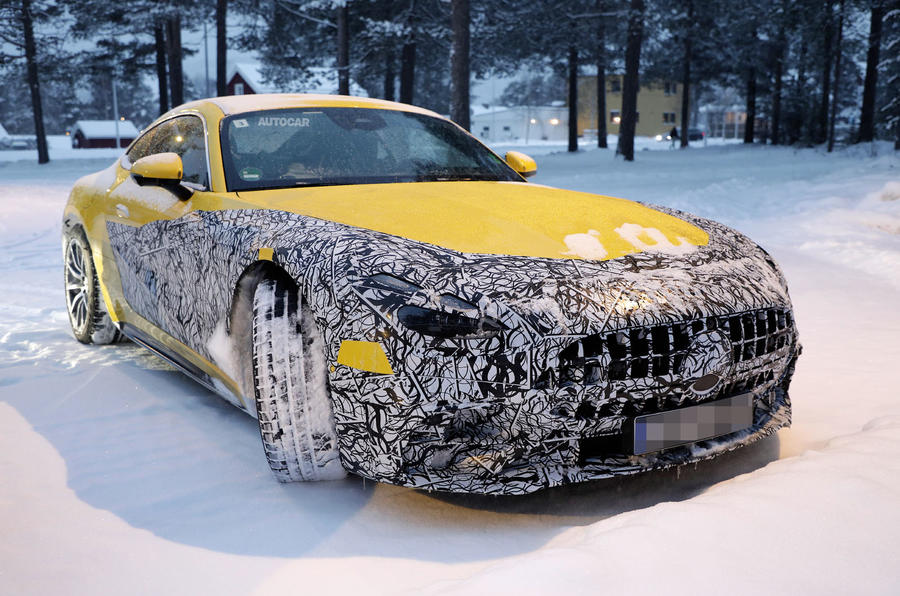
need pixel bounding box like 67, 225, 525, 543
558, 307, 794, 385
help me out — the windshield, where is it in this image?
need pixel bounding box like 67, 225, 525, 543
220, 107, 521, 191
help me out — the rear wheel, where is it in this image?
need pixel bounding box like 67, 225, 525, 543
63, 227, 122, 345
251, 278, 345, 482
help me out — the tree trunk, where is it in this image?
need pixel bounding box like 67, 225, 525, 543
154, 25, 169, 114
450, 0, 470, 129
399, 39, 416, 104
616, 0, 645, 161
567, 45, 578, 152
216, 0, 227, 96
827, 0, 844, 153
21, 0, 48, 164
337, 4, 349, 95
744, 68, 756, 143
166, 15, 184, 106
794, 39, 808, 144
771, 25, 785, 145
816, 0, 834, 144
596, 1, 607, 148
679, 0, 693, 148
383, 51, 395, 101
858, 0, 883, 143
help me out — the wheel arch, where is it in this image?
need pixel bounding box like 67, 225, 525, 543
226, 259, 302, 402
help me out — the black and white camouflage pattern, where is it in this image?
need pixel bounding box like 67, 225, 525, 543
107, 204, 799, 494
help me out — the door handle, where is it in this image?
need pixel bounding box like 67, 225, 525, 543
115, 204, 130, 218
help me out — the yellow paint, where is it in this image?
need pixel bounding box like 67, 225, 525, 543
131, 152, 183, 180
206, 93, 444, 119
258, 247, 274, 261
636, 230, 658, 246
337, 340, 394, 375
240, 181, 708, 261
63, 96, 709, 406
504, 151, 537, 177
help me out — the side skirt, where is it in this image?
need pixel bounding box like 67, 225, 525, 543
119, 322, 227, 399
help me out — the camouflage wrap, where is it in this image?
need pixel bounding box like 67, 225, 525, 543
108, 205, 799, 494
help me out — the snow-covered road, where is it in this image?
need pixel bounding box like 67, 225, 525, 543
1, 143, 898, 595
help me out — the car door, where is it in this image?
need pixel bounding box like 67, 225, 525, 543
105, 115, 215, 346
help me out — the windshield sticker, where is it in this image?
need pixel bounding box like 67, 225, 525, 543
239, 167, 262, 181
257, 116, 311, 127
233, 118, 249, 128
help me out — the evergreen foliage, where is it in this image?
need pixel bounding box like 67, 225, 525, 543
0, 0, 896, 163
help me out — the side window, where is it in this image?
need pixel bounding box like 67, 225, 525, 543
125, 127, 158, 165
125, 116, 209, 189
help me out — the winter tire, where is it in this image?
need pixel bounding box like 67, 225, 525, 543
251, 278, 345, 482
63, 226, 122, 345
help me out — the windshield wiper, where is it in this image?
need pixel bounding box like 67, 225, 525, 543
415, 173, 502, 182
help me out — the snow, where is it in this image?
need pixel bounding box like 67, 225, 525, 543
72, 120, 140, 139
613, 222, 698, 255
0, 135, 123, 163
228, 62, 273, 93
228, 62, 368, 97
1, 141, 899, 595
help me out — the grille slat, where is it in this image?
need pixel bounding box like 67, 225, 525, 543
558, 306, 795, 387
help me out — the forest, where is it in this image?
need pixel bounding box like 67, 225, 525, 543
0, 0, 897, 163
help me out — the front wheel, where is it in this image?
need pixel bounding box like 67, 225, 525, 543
251, 278, 345, 482
63, 227, 122, 345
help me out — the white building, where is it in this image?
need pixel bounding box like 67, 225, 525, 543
470, 105, 568, 143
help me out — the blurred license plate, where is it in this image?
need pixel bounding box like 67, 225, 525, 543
633, 393, 754, 455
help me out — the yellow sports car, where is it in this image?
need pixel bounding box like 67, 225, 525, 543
63, 95, 799, 494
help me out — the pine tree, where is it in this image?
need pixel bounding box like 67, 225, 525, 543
858, 0, 884, 143
0, 0, 67, 163
450, 0, 471, 129
216, 0, 228, 96
882, 3, 900, 149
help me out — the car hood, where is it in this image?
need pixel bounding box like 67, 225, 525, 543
237, 181, 708, 262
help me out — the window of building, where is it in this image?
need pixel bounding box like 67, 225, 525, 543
664, 82, 677, 96
663, 112, 676, 124
503, 126, 510, 131
235, 82, 245, 95
610, 109, 620, 123
611, 78, 621, 93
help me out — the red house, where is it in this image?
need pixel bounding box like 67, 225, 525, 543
71, 120, 139, 149
226, 64, 273, 96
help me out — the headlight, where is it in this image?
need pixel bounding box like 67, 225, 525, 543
398, 305, 504, 339
365, 272, 505, 339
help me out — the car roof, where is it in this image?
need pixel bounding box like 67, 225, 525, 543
191, 94, 445, 120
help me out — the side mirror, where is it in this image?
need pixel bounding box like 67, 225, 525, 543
504, 151, 537, 178
131, 152, 192, 200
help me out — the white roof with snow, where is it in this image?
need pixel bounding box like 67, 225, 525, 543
227, 62, 367, 97
228, 63, 275, 94
72, 120, 139, 139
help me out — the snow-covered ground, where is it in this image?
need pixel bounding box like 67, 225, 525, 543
1, 142, 899, 595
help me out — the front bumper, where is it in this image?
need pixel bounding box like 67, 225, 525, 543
328, 337, 798, 495
402, 382, 792, 494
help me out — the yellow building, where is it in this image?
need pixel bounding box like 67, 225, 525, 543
577, 75, 682, 138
